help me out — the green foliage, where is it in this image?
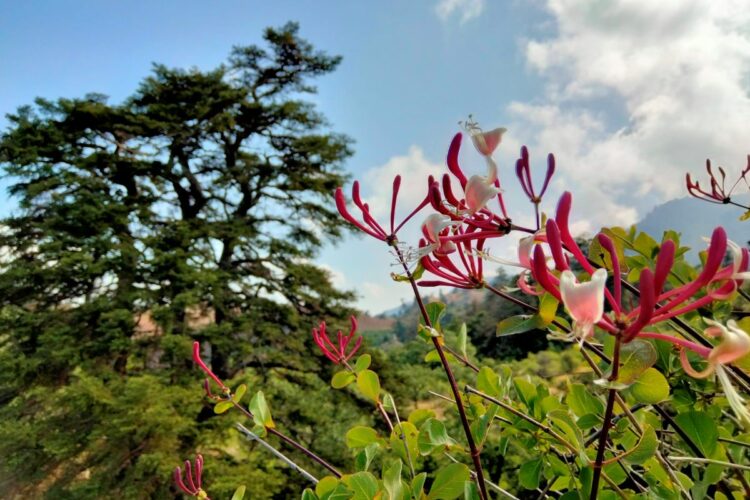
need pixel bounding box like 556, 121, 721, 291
0, 22, 356, 498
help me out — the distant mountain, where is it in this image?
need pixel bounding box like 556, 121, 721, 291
636, 196, 748, 258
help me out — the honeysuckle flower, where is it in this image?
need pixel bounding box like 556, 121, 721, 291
686, 155, 750, 209
526, 192, 738, 345
335, 176, 430, 244
727, 239, 750, 280
515, 146, 556, 204
420, 213, 459, 256
312, 316, 362, 365
559, 269, 607, 340
463, 115, 506, 158
418, 227, 488, 289
680, 319, 750, 426
174, 455, 210, 499
464, 162, 502, 214
193, 341, 229, 393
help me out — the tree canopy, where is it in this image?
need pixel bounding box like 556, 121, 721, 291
0, 22, 357, 498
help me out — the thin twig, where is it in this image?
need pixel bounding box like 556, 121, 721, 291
668, 456, 750, 471
236, 423, 318, 484
394, 244, 489, 500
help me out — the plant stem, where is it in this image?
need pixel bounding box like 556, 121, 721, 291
590, 333, 622, 500
464, 386, 627, 499
465, 386, 577, 454
230, 400, 342, 478
668, 456, 750, 471
393, 246, 489, 500
385, 393, 415, 480
235, 423, 318, 484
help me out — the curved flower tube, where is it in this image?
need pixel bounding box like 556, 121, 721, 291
559, 269, 607, 340
312, 316, 362, 365
174, 455, 210, 499
679, 319, 750, 426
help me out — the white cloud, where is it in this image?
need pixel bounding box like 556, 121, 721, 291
511, 0, 750, 230
362, 145, 444, 228
435, 0, 486, 24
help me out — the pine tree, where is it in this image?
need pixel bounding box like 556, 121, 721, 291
0, 23, 357, 498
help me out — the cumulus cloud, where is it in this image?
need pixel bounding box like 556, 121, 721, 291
435, 0, 485, 24
512, 0, 750, 230
362, 145, 444, 225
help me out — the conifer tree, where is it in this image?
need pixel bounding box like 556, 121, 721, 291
0, 23, 355, 498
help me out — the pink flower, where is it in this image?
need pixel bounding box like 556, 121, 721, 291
526, 192, 736, 343
192, 342, 228, 393
515, 146, 556, 204
680, 319, 750, 426
312, 316, 363, 365
464, 166, 503, 214
335, 176, 430, 244
464, 115, 506, 158
559, 269, 607, 340
174, 455, 210, 499
686, 155, 750, 206
421, 213, 459, 256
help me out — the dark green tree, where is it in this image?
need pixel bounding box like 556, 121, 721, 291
0, 23, 358, 498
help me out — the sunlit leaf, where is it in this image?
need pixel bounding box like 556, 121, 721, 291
249, 391, 274, 428
428, 463, 470, 500
356, 369, 381, 403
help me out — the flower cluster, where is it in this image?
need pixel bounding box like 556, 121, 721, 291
312, 316, 362, 365
519, 191, 750, 422
686, 156, 750, 208
174, 455, 209, 499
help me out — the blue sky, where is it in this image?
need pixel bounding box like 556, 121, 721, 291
3, 0, 750, 313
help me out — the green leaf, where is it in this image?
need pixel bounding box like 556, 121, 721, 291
424, 302, 446, 331
331, 370, 356, 389
232, 384, 247, 403
425, 349, 456, 364
412, 473, 428, 498
346, 426, 379, 449
463, 481, 480, 500
316, 477, 340, 497
392, 262, 425, 281
513, 377, 537, 409
344, 471, 379, 500
741, 210, 750, 221
566, 383, 604, 417
471, 404, 499, 445
629, 368, 670, 404
354, 354, 371, 373
538, 293, 559, 324
408, 408, 435, 428
476, 366, 502, 398
674, 411, 718, 457
458, 323, 468, 358
547, 409, 584, 453
249, 391, 274, 428
496, 314, 544, 336
616, 340, 657, 386
418, 418, 455, 455
519, 457, 543, 490
231, 485, 246, 500
383, 460, 403, 500
214, 400, 234, 414
428, 463, 471, 500
620, 425, 659, 465
354, 443, 379, 472
301, 488, 317, 500
356, 369, 381, 403
390, 422, 419, 464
